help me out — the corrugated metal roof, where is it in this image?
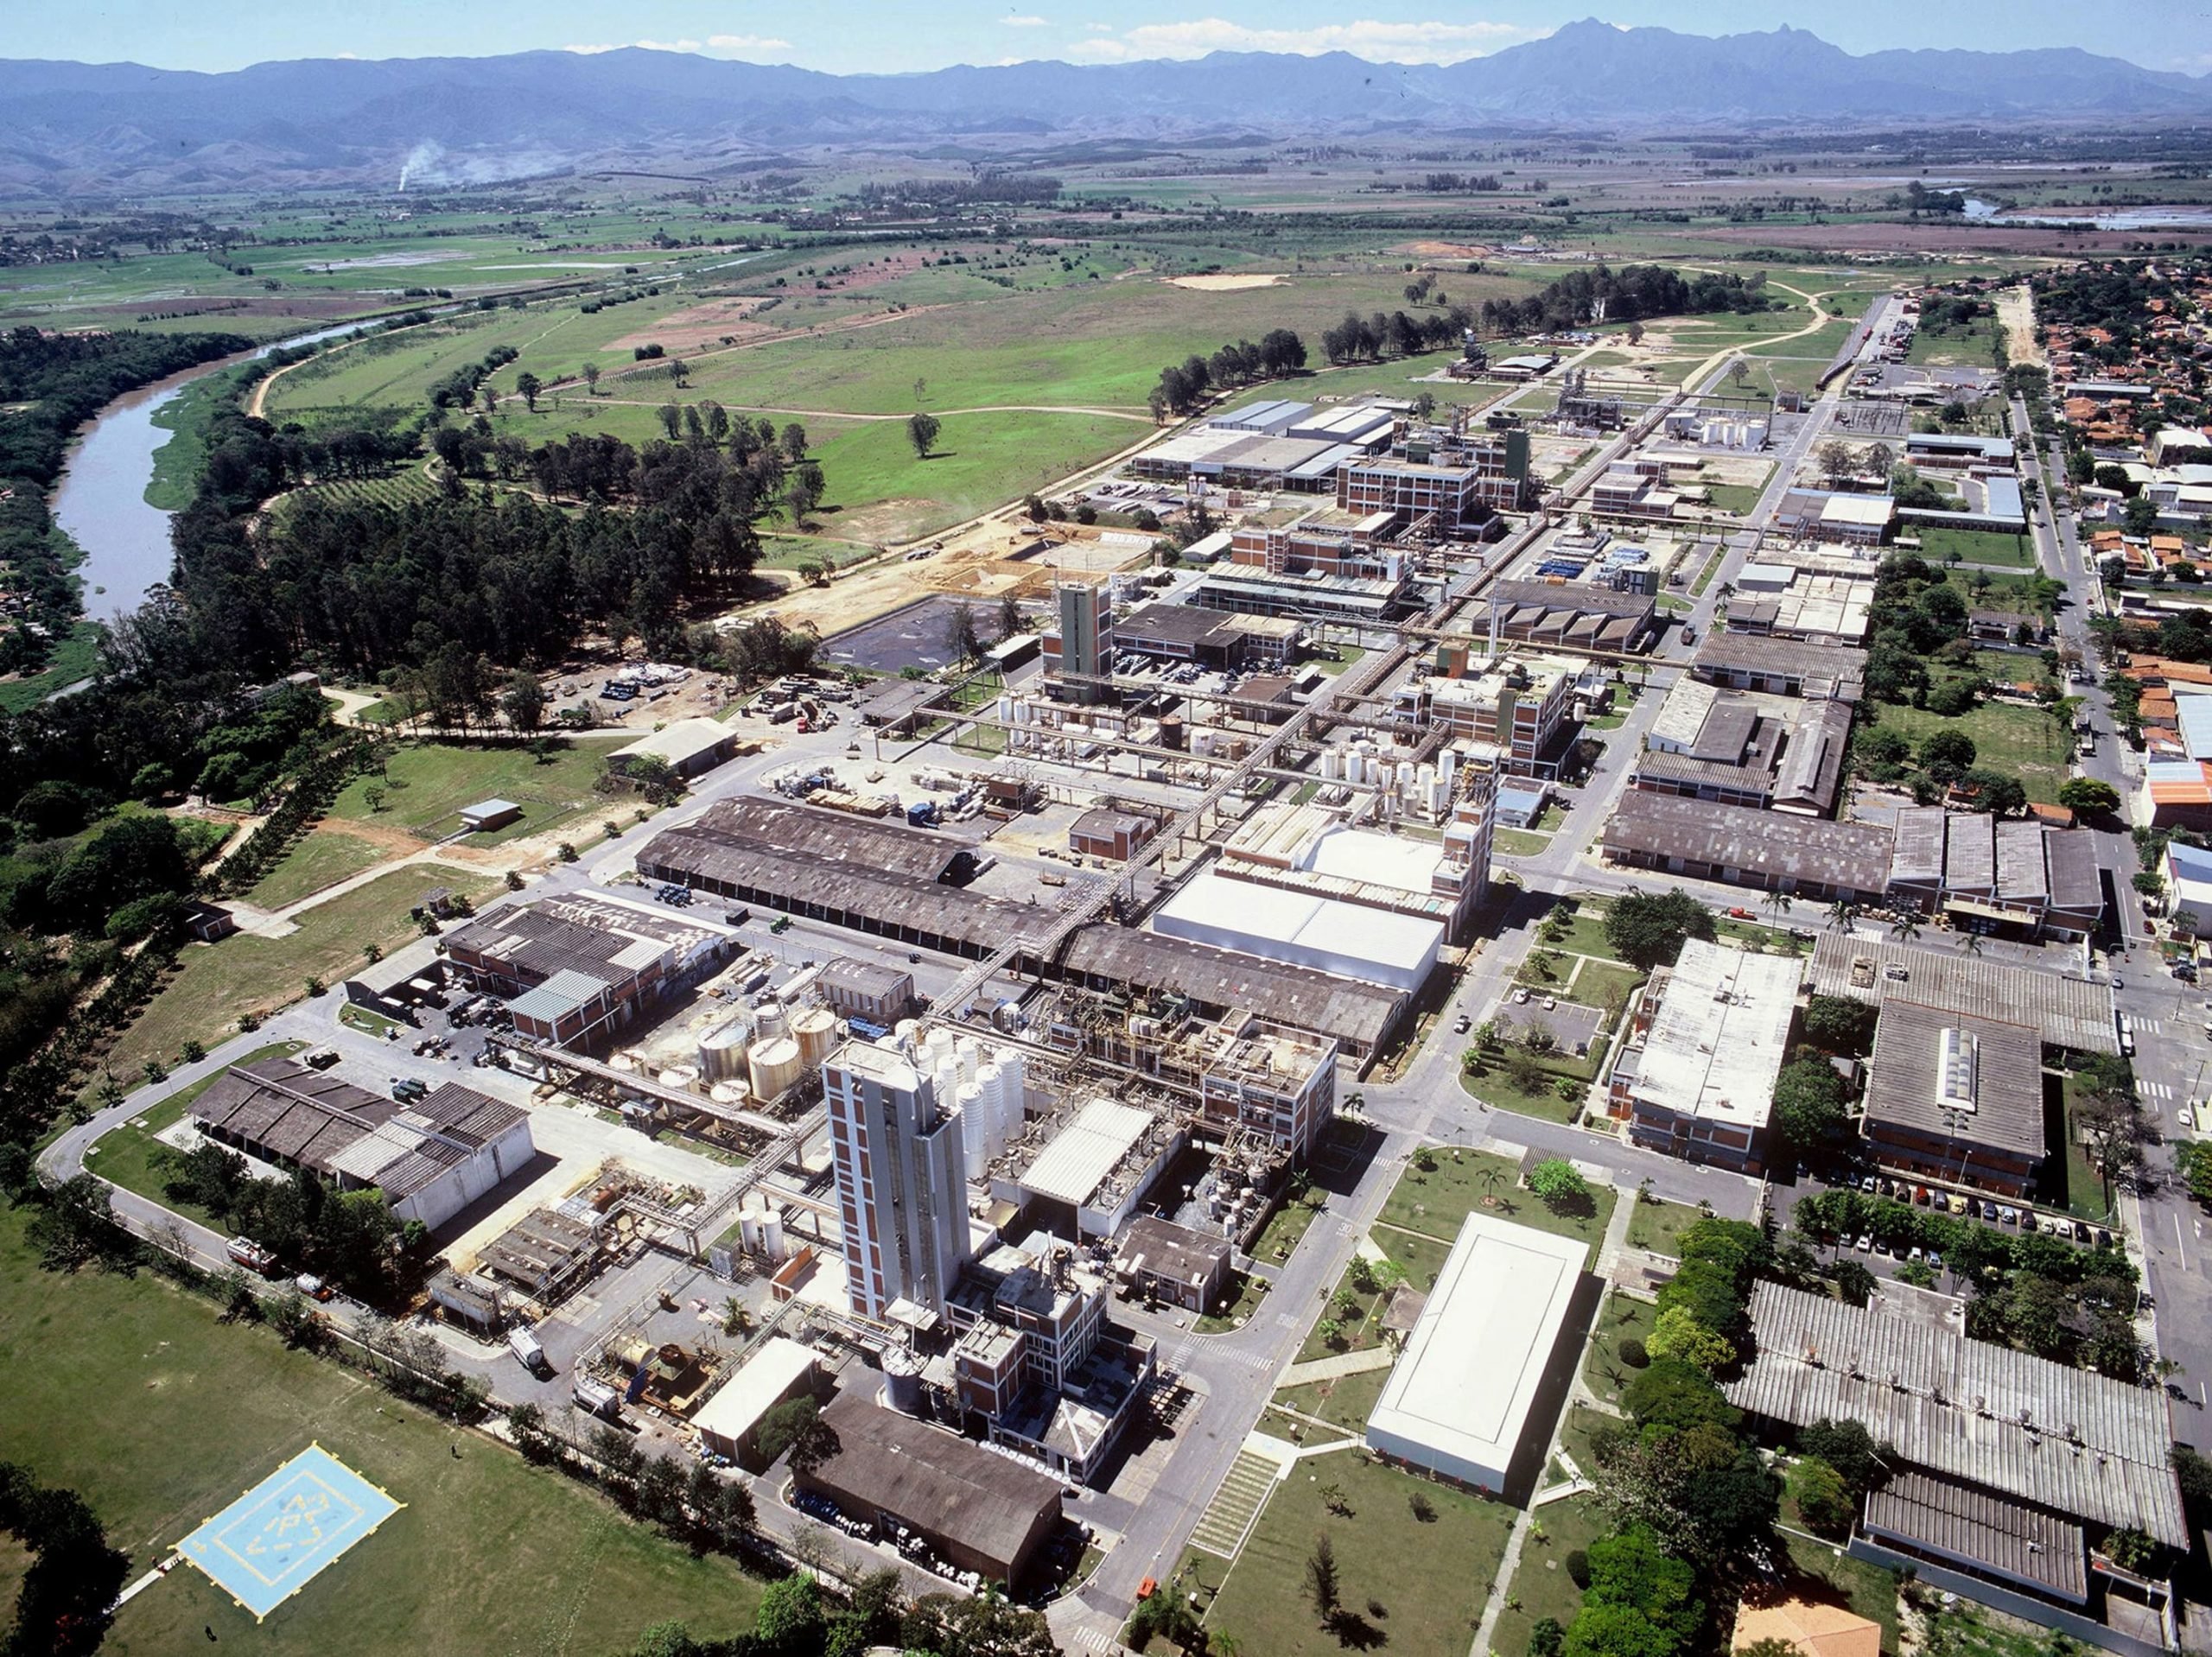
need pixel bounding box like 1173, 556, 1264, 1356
1808, 936, 2117, 1055
1603, 790, 1893, 894
1862, 1470, 2087, 1601
1863, 999, 2046, 1159
1727, 1281, 2187, 1547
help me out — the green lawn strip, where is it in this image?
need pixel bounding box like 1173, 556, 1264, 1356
1198, 1450, 1513, 1657
2057, 1076, 2124, 1223
1703, 481, 1764, 516
1459, 1061, 1586, 1125
1494, 828, 1552, 858
1911, 525, 2037, 569
329, 739, 623, 844
88, 868, 502, 1106
246, 828, 392, 909
1487, 1493, 1611, 1657
1623, 1197, 1707, 1257
1688, 544, 1729, 597
1377, 1150, 1616, 1270
1192, 1269, 1272, 1333
1542, 906, 1623, 964
1855, 700, 2073, 805
1555, 1401, 1616, 1483
1252, 1191, 1327, 1268
1567, 961, 1644, 1020
1780, 1531, 1903, 1654
0, 1204, 766, 1656
1580, 1294, 1660, 1409
0, 621, 105, 714
1270, 1366, 1392, 1438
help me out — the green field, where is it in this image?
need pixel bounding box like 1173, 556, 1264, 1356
0, 619, 104, 713
1624, 1197, 1706, 1258
330, 739, 626, 845
146, 362, 257, 511
245, 828, 392, 909
0, 1203, 766, 1657
1189, 1450, 1513, 1657
1580, 1294, 1660, 1408
1377, 1147, 1616, 1271
90, 867, 502, 1103
1487, 1493, 1611, 1657
1859, 699, 2074, 804
1911, 524, 2038, 568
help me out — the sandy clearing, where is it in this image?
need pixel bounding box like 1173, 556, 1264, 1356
1996, 284, 2045, 369
609, 295, 775, 354
1166, 273, 1287, 292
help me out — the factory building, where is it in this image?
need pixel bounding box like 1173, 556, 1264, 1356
1218, 790, 1492, 945
1411, 656, 1576, 777
188, 1060, 534, 1232
1690, 634, 1866, 702
1607, 940, 1802, 1174
826, 1039, 973, 1325
1860, 1000, 2047, 1197
1114, 1216, 1233, 1312
1154, 872, 1444, 993
1459, 581, 1657, 655
1601, 790, 1894, 905
1041, 580, 1116, 705
1365, 1210, 1586, 1493
817, 957, 917, 1027
691, 1336, 821, 1470
1337, 424, 1536, 520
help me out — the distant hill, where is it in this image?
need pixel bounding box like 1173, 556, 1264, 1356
0, 22, 2202, 194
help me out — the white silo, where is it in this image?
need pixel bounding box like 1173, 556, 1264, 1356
959, 1082, 988, 1178
976, 1062, 1006, 1155
747, 1038, 803, 1101
957, 1035, 981, 1087
755, 1003, 790, 1043
793, 1006, 839, 1069
698, 1012, 754, 1082
1395, 759, 1416, 794
999, 1051, 1027, 1136
926, 1025, 955, 1072
1320, 747, 1343, 782
997, 695, 1013, 724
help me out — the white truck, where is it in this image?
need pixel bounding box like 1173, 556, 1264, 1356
573, 1375, 620, 1419
507, 1324, 551, 1377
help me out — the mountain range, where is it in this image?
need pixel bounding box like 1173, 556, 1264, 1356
0, 21, 2203, 196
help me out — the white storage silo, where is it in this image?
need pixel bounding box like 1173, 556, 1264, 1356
976, 1062, 1005, 1155
1320, 748, 1343, 782
760, 1215, 785, 1261
1395, 760, 1415, 794
957, 1035, 981, 1087
658, 1065, 699, 1091
793, 1006, 839, 1069
999, 1051, 1027, 1135
959, 1082, 988, 1178
755, 1003, 790, 1043
747, 1038, 803, 1101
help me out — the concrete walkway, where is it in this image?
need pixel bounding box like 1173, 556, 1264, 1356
1278, 1346, 1397, 1387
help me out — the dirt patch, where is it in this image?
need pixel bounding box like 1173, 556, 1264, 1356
314, 815, 429, 855
1995, 284, 2046, 370
610, 296, 775, 355
1406, 242, 1499, 261
1166, 273, 1287, 292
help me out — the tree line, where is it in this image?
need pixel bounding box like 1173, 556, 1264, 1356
1147, 328, 1307, 418
1319, 307, 1466, 365
0, 324, 248, 489
1478, 263, 1780, 337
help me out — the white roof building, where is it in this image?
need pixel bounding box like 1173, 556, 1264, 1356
1153, 871, 1443, 990
693, 1336, 819, 1463
1365, 1211, 1586, 1492
1622, 939, 1802, 1170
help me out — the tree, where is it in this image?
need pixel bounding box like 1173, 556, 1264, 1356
501, 669, 544, 734
757, 1396, 836, 1476
515, 371, 542, 412
2125, 495, 2160, 537
1803, 994, 1878, 1056
1817, 440, 1859, 486
1789, 1455, 1856, 1533
944, 600, 983, 665
1771, 1057, 1850, 1154
2058, 776, 2120, 815
756, 1572, 827, 1655
582, 361, 601, 396
1584, 1523, 1703, 1647
1800, 1419, 1887, 1496
0, 1463, 131, 1657
1605, 888, 1717, 971
1645, 1305, 1735, 1372
1529, 1158, 1590, 1209
1918, 727, 1977, 779
1622, 1358, 1739, 1436
1304, 1532, 1341, 1622
907, 411, 942, 459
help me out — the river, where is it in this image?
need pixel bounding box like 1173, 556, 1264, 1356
49, 317, 397, 623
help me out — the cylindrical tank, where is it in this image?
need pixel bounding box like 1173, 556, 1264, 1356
958, 1082, 987, 1179
1417, 762, 1436, 797
1000, 1051, 1027, 1136
658, 1065, 699, 1091
882, 1346, 925, 1414
1320, 747, 1342, 781
997, 695, 1013, 724
793, 1007, 838, 1069
1395, 760, 1416, 793
957, 1036, 981, 1087
740, 1215, 762, 1254
609, 1054, 636, 1073
1440, 746, 1458, 788
755, 1003, 789, 1042
894, 1019, 920, 1049
976, 1063, 1005, 1154
709, 1082, 744, 1108
1159, 715, 1185, 751
760, 1215, 785, 1261
697, 1012, 754, 1081
747, 1038, 803, 1101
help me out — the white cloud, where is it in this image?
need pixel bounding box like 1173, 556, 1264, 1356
1067, 17, 1543, 65
1087, 21, 1115, 30
1002, 14, 1050, 26
565, 34, 791, 57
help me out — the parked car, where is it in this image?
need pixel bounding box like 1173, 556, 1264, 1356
1855, 1235, 1873, 1253
1453, 1014, 1471, 1034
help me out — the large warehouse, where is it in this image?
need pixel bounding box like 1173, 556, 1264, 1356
1152, 871, 1444, 991
1365, 1211, 1586, 1492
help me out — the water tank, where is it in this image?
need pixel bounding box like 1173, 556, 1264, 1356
959, 1083, 988, 1179
760, 1215, 785, 1261
1395, 760, 1416, 793
747, 1038, 804, 1101
658, 1065, 699, 1091
793, 1007, 839, 1069
957, 1036, 981, 1087
997, 695, 1013, 724
709, 1082, 746, 1108
697, 1013, 754, 1081
976, 1063, 1006, 1156
1000, 1051, 1027, 1136
882, 1346, 925, 1414
1320, 748, 1342, 782
755, 1003, 790, 1042
926, 1026, 956, 1076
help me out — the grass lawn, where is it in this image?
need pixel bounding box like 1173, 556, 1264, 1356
246, 828, 392, 909
1780, 1531, 1903, 1654
1252, 1191, 1326, 1267
1624, 1197, 1707, 1257
1555, 1402, 1618, 1486
1378, 1148, 1616, 1270
1488, 1494, 1611, 1657
89, 867, 502, 1105
1580, 1294, 1659, 1408
330, 739, 625, 845
1460, 1057, 1587, 1125
0, 1203, 767, 1657
1494, 827, 1551, 858
1197, 1450, 1513, 1657
1541, 904, 1623, 965
1193, 1270, 1272, 1334
1271, 1365, 1392, 1437
1689, 543, 1729, 597
1857, 699, 2074, 805
1567, 959, 1644, 1019
1914, 524, 2038, 569
2056, 1076, 2124, 1222
1704, 481, 1764, 516
1310, 645, 1367, 677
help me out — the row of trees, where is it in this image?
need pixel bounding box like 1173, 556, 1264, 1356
1319, 307, 1464, 365
0, 1460, 130, 1657
1476, 263, 1779, 338
0, 324, 248, 487
1147, 328, 1307, 419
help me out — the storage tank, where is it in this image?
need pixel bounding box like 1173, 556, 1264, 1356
1000, 1051, 1027, 1136
747, 1038, 804, 1101
997, 695, 1013, 724
925, 1025, 956, 1076
754, 1003, 790, 1043
697, 1013, 754, 1082
609, 1054, 637, 1074
1319, 747, 1342, 782
760, 1215, 785, 1261
957, 1035, 981, 1087
709, 1082, 747, 1108
894, 1019, 920, 1049
658, 1065, 699, 1091
882, 1346, 925, 1415
1395, 760, 1416, 794
959, 1082, 988, 1179
793, 1007, 839, 1069
976, 1062, 1005, 1156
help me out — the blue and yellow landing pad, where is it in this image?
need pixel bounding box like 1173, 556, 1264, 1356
178, 1445, 402, 1620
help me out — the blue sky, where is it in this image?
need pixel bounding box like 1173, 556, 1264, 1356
20, 1, 2209, 74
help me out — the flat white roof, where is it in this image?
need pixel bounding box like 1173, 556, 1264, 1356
1021, 1099, 1153, 1207
1301, 824, 1443, 895
1154, 871, 1442, 988
1630, 938, 1802, 1131
693, 1336, 817, 1444
1649, 676, 1719, 750
1365, 1210, 1584, 1488
462, 797, 520, 817
1821, 492, 1895, 527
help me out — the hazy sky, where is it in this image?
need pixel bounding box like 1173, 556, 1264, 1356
20, 1, 2211, 75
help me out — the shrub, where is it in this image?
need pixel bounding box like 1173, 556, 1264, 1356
1564, 1549, 1591, 1588
1618, 1336, 1649, 1368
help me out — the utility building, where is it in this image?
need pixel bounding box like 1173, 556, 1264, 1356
826, 1039, 971, 1325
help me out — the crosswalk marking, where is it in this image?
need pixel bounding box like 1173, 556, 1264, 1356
1189, 1451, 1282, 1559
2143, 1080, 2172, 1101
1071, 1628, 1124, 1654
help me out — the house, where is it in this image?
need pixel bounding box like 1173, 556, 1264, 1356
459, 798, 522, 833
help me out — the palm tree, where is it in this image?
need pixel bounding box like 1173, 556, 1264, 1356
1891, 914, 1923, 943
1764, 890, 1793, 917
1827, 899, 1857, 932
1963, 932, 1984, 956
